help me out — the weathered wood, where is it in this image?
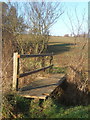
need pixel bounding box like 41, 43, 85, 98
16, 57, 19, 91
19, 94, 47, 99
13, 52, 54, 91
19, 65, 53, 78
41, 56, 45, 72
13, 52, 19, 91
18, 74, 66, 99
49, 54, 53, 72
20, 53, 54, 58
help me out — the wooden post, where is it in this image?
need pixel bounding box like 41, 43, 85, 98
49, 53, 53, 73
41, 56, 45, 72
13, 52, 19, 91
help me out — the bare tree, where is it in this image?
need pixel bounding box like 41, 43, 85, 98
67, 8, 86, 45
24, 2, 64, 54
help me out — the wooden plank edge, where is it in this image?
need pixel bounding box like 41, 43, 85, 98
57, 74, 66, 85
18, 94, 47, 100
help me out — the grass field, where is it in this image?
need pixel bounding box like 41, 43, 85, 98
48, 36, 88, 69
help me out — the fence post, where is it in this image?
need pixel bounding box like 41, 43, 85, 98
13, 52, 19, 91
49, 53, 53, 73
41, 56, 45, 72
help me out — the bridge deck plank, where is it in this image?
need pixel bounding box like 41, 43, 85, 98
18, 74, 65, 99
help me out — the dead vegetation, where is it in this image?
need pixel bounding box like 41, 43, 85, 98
48, 36, 89, 105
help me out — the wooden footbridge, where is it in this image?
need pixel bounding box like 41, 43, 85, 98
13, 52, 66, 99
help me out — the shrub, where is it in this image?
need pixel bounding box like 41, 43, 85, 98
2, 92, 30, 119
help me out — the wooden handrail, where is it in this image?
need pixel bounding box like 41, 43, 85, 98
13, 52, 54, 91
18, 53, 54, 58
19, 65, 53, 78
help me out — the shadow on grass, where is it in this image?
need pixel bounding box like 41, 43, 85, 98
48, 42, 64, 44
47, 43, 74, 54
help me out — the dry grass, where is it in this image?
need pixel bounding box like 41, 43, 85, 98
48, 36, 88, 68
48, 36, 89, 105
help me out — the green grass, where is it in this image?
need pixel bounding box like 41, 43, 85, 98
2, 94, 89, 119
47, 104, 89, 118
33, 98, 89, 119
51, 67, 67, 74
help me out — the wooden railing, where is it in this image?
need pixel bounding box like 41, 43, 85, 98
13, 52, 54, 91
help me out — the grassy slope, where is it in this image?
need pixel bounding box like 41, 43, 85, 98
48, 36, 88, 70
42, 99, 89, 118
5, 95, 89, 119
